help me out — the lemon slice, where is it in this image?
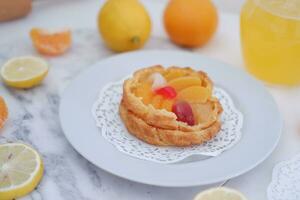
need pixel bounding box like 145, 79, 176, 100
1, 56, 49, 89
194, 187, 248, 200
0, 143, 44, 200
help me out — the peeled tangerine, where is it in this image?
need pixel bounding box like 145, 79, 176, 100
178, 86, 211, 103
168, 76, 202, 91
30, 28, 72, 56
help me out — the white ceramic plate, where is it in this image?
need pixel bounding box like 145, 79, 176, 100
59, 50, 282, 187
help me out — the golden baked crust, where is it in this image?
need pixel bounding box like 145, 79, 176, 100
120, 102, 221, 146
120, 65, 223, 146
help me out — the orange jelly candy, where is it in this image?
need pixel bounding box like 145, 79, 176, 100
168, 76, 202, 91
30, 28, 72, 56
177, 86, 211, 103
0, 97, 8, 130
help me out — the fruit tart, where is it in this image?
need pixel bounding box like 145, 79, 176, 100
120, 65, 223, 146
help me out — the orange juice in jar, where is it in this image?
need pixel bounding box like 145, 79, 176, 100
241, 0, 300, 85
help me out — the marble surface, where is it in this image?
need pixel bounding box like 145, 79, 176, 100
0, 30, 223, 200
0, 1, 300, 200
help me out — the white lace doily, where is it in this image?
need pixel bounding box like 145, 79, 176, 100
92, 79, 243, 164
268, 153, 300, 200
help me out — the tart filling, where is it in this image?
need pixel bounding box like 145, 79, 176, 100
120, 65, 223, 146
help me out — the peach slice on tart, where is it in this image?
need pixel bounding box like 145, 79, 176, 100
177, 86, 211, 104
168, 76, 203, 91
163, 69, 188, 81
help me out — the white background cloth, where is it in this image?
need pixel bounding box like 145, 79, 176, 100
0, 0, 300, 199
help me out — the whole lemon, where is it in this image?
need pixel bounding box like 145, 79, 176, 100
164, 0, 218, 47
98, 0, 151, 52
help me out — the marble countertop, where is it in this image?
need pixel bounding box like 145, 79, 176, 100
0, 1, 300, 200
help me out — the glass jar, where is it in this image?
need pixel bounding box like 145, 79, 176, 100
241, 0, 300, 85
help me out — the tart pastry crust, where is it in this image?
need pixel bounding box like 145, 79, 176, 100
120, 65, 223, 146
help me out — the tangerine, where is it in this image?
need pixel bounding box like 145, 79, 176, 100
30, 28, 72, 56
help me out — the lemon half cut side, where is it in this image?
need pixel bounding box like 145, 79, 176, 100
0, 143, 44, 200
194, 187, 248, 200
1, 56, 48, 89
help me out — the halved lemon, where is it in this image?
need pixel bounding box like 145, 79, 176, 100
194, 187, 248, 200
1, 56, 48, 89
0, 143, 44, 200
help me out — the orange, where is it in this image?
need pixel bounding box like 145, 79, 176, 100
0, 97, 8, 129
30, 28, 72, 56
178, 86, 211, 103
164, 0, 218, 47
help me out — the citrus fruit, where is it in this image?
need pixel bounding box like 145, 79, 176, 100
30, 28, 72, 56
164, 0, 218, 47
1, 56, 49, 89
98, 0, 151, 52
0, 143, 44, 200
0, 97, 8, 130
194, 187, 247, 200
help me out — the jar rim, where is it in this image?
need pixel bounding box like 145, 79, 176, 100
253, 0, 300, 20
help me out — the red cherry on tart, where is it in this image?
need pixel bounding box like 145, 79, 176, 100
172, 101, 195, 126
155, 86, 177, 99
